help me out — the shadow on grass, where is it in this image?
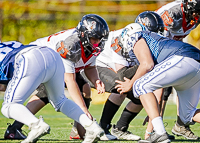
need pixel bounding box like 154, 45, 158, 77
0, 138, 199, 143
0, 139, 81, 142
171, 139, 200, 142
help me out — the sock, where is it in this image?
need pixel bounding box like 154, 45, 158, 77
176, 115, 185, 126
60, 98, 92, 127
115, 108, 138, 131
12, 120, 24, 130
8, 103, 39, 127
152, 116, 166, 135
100, 99, 120, 129
83, 97, 91, 109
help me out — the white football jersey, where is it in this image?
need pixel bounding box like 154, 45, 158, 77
156, 0, 199, 40
96, 23, 144, 71
30, 28, 96, 73
96, 29, 128, 71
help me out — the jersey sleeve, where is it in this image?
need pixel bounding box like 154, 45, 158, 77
56, 34, 81, 63
61, 58, 75, 73
29, 29, 76, 51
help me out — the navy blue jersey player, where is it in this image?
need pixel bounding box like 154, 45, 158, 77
0, 41, 105, 143
114, 27, 200, 143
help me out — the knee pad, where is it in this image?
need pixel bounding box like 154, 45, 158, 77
40, 97, 49, 105
36, 84, 49, 105
163, 87, 172, 101
126, 91, 141, 105
36, 84, 48, 98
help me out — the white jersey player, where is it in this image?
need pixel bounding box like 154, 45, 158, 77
94, 11, 165, 141
156, 0, 200, 41
28, 14, 109, 116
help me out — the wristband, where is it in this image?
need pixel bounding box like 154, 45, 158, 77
146, 130, 152, 135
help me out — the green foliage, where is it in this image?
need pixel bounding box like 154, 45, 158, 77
0, 0, 168, 44
1, 0, 199, 48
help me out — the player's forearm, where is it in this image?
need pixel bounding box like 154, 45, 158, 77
66, 81, 87, 111
129, 64, 150, 87
84, 66, 100, 85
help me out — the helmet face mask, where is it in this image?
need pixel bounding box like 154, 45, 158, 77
77, 14, 109, 56
182, 0, 200, 18
135, 11, 164, 35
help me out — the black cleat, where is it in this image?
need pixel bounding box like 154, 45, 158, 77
4, 123, 27, 140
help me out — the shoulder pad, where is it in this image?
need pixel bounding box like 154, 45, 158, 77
56, 34, 81, 63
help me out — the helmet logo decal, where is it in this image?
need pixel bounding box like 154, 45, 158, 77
83, 19, 96, 31
140, 17, 151, 27
90, 21, 96, 30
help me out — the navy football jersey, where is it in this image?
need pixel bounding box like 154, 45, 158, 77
0, 41, 29, 84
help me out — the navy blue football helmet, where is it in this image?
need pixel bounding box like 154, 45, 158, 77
77, 14, 109, 56
135, 11, 164, 35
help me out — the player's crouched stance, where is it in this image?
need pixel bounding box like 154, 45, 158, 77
1, 42, 104, 143
114, 25, 200, 143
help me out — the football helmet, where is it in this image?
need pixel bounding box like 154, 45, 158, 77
182, 0, 200, 16
77, 14, 109, 56
135, 11, 164, 35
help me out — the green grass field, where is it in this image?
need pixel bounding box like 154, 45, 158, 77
0, 94, 199, 143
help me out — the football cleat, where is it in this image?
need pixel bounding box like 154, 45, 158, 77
111, 125, 141, 140
99, 123, 117, 141
4, 123, 27, 140
100, 133, 117, 141
82, 120, 104, 143
69, 126, 81, 140
21, 116, 50, 143
172, 122, 199, 140
138, 131, 171, 143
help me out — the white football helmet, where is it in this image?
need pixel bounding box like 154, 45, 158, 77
119, 23, 144, 53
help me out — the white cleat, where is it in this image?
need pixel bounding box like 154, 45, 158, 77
100, 133, 117, 140
21, 116, 50, 143
82, 120, 104, 143
111, 125, 141, 140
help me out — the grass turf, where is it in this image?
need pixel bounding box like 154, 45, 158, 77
0, 94, 199, 143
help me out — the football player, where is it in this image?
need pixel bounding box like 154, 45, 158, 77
94, 11, 166, 141
3, 14, 109, 141
155, 0, 200, 139
115, 22, 200, 143
0, 41, 105, 143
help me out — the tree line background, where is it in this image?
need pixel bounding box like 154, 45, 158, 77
0, 0, 200, 48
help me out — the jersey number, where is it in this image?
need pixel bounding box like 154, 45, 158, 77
111, 38, 122, 53
161, 11, 173, 26
56, 41, 69, 59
